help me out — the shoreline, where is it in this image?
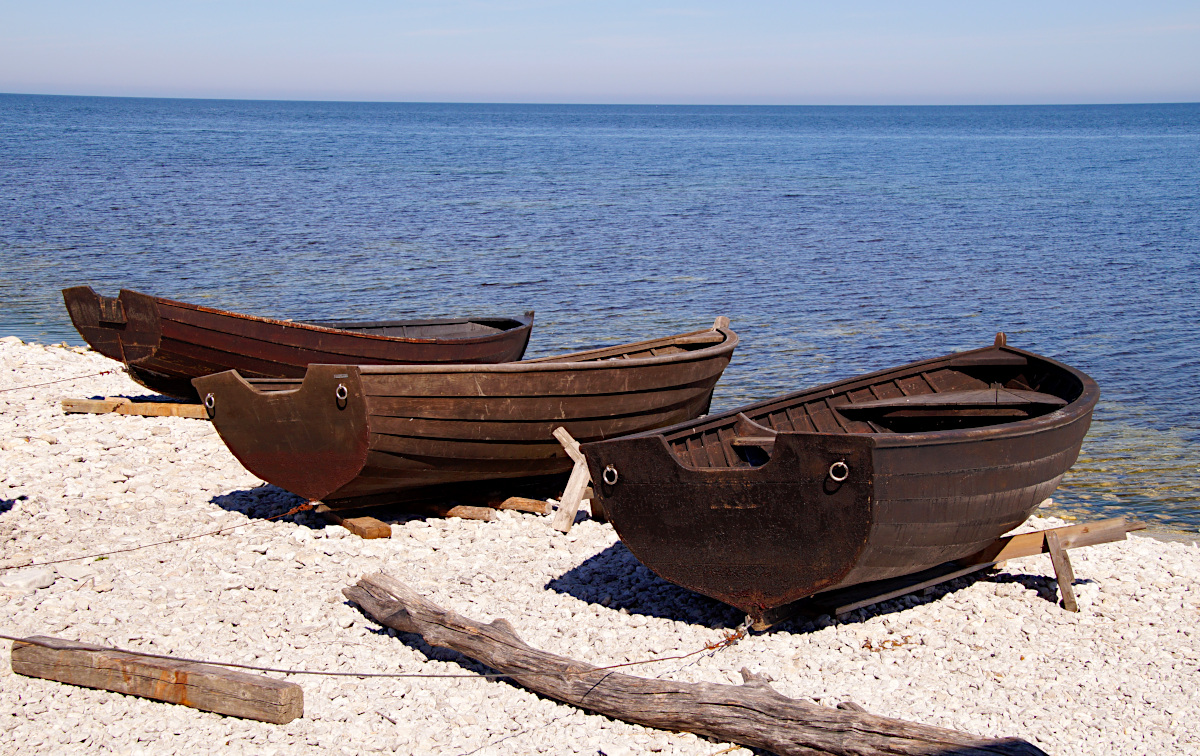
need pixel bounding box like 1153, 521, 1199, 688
1, 338, 1198, 754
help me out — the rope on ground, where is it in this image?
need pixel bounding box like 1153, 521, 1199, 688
0, 369, 115, 393
0, 502, 316, 571
0, 622, 749, 681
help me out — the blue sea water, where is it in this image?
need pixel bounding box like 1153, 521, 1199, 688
1, 94, 1197, 531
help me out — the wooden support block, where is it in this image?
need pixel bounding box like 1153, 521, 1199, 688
440, 505, 495, 521
1046, 530, 1079, 612
11, 635, 303, 724
497, 497, 552, 515
62, 397, 208, 420
314, 504, 392, 539
551, 427, 591, 533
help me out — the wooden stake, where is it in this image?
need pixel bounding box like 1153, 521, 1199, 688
11, 636, 302, 724
551, 427, 591, 533
345, 573, 1045, 756
1045, 530, 1079, 612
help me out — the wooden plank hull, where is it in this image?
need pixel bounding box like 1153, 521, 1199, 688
193, 320, 737, 507
581, 336, 1099, 623
62, 287, 534, 399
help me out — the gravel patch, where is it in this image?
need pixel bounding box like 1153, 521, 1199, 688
1, 338, 1197, 755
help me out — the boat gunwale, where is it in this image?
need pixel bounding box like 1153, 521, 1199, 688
328, 323, 738, 377
591, 342, 1098, 472
120, 288, 535, 346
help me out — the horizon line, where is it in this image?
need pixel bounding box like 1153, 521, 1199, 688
3, 91, 1198, 109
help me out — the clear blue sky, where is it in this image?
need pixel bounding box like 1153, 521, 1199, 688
2, 1, 1198, 104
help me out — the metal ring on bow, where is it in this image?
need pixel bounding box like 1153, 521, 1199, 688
602, 465, 619, 486
335, 383, 349, 402
829, 460, 849, 482
203, 393, 215, 409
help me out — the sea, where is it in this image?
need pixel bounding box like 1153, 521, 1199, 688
1, 94, 1197, 532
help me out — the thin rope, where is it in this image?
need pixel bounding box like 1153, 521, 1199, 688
0, 502, 316, 571
0, 369, 115, 393
0, 625, 748, 680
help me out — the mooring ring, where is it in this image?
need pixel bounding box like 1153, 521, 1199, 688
335, 383, 349, 402
829, 460, 850, 482
203, 393, 215, 410
602, 465, 619, 486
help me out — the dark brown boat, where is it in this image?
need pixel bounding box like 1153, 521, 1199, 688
580, 334, 1099, 625
192, 318, 738, 508
62, 286, 534, 399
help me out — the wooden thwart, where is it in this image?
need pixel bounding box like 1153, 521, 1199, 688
10, 635, 302, 724
345, 573, 1045, 756
62, 397, 208, 420
757, 517, 1143, 629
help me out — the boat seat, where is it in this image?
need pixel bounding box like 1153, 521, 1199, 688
835, 388, 1066, 416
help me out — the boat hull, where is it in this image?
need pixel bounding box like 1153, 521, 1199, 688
63, 287, 534, 399
194, 321, 738, 508
582, 339, 1098, 622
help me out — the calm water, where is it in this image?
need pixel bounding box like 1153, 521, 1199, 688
2, 95, 1197, 532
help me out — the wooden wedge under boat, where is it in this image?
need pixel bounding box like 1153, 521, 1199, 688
192, 318, 738, 508
580, 334, 1099, 626
63, 286, 534, 399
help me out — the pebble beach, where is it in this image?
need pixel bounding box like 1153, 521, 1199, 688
1, 337, 1198, 755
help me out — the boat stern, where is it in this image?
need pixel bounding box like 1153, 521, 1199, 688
583, 431, 876, 619
193, 365, 371, 502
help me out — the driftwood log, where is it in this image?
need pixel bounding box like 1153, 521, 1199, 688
344, 573, 1046, 756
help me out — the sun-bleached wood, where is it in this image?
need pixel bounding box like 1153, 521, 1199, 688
344, 573, 1045, 756
551, 427, 591, 533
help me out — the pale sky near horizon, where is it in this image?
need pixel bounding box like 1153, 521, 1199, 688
2, 1, 1198, 105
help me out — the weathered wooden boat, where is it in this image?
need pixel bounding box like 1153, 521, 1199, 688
62, 286, 534, 399
580, 334, 1099, 625
192, 318, 738, 508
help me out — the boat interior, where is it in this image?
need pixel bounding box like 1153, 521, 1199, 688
303, 317, 527, 338
665, 344, 1085, 470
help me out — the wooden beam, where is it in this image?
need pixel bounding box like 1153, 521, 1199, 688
961, 517, 1142, 566
62, 397, 208, 420
11, 636, 302, 724
551, 427, 591, 533
315, 504, 392, 539
757, 518, 1143, 629
344, 573, 1045, 756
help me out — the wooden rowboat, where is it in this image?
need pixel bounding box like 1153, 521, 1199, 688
193, 318, 738, 508
63, 287, 534, 399
580, 334, 1099, 625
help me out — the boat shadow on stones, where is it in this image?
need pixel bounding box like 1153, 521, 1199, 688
546, 541, 1085, 633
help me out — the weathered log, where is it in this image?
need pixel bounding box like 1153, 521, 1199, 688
11, 635, 302, 723
344, 573, 1045, 756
